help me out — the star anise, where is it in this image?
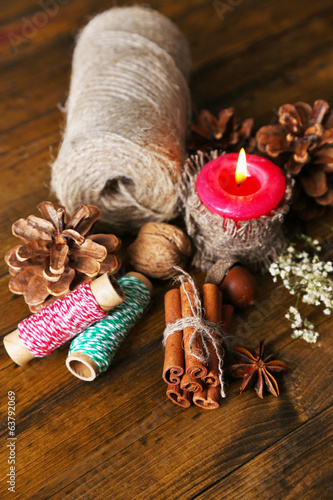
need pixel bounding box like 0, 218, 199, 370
230, 341, 289, 398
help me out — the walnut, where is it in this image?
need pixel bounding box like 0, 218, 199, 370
127, 222, 192, 279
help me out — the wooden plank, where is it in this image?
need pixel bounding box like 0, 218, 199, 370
1, 310, 331, 498
0, 0, 204, 62
191, 7, 333, 121
0, 108, 60, 154
0, 71, 67, 133
0, 36, 71, 97
1, 1, 333, 499
2, 0, 332, 83
0, 275, 31, 338
180, 0, 333, 68
193, 405, 333, 499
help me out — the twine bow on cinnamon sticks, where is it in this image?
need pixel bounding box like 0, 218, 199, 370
162, 267, 233, 409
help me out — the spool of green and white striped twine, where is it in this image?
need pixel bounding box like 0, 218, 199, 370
66, 273, 152, 381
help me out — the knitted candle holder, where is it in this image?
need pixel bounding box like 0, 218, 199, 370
179, 150, 294, 275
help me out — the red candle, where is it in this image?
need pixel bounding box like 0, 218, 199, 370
196, 150, 286, 221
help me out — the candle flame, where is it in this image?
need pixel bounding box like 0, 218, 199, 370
235, 148, 248, 186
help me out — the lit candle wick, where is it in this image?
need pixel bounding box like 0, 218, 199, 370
235, 148, 248, 187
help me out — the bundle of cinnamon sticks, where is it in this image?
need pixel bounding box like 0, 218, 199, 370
163, 279, 233, 410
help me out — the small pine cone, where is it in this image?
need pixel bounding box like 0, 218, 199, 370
187, 107, 256, 154
256, 100, 333, 219
5, 202, 121, 311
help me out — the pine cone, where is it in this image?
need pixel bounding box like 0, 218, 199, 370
256, 100, 333, 219
5, 202, 121, 312
188, 107, 256, 154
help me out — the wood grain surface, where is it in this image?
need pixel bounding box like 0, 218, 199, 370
1, 1, 333, 498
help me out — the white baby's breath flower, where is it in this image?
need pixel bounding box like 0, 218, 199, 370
325, 262, 333, 272
271, 236, 332, 343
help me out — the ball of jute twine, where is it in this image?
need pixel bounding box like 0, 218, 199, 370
179, 150, 294, 274
51, 6, 191, 233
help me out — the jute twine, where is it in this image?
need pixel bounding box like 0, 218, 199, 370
51, 6, 191, 233
179, 150, 294, 273
163, 267, 229, 397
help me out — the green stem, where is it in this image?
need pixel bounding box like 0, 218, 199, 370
295, 292, 301, 309
318, 221, 333, 231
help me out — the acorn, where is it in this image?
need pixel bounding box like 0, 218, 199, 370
219, 265, 257, 309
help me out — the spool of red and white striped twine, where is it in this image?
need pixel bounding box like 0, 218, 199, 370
17, 282, 107, 357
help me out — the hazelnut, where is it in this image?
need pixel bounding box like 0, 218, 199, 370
127, 222, 192, 280
219, 265, 257, 309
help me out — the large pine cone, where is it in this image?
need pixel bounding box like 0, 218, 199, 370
5, 202, 121, 312
188, 107, 256, 154
256, 100, 333, 220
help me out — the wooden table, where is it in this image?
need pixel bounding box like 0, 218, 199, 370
1, 1, 333, 498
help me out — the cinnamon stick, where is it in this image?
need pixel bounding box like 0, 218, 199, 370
193, 386, 220, 410
162, 289, 184, 385
180, 281, 207, 379
180, 373, 203, 393
202, 283, 222, 387
166, 384, 192, 408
